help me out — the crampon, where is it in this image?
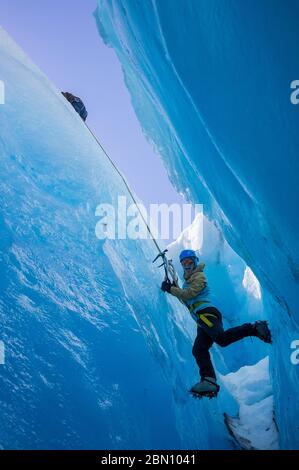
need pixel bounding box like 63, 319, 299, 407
189, 389, 219, 400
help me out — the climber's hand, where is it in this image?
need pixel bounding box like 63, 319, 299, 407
161, 279, 172, 293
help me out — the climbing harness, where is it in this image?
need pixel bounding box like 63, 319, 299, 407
198, 313, 215, 328
188, 300, 209, 313
188, 302, 218, 328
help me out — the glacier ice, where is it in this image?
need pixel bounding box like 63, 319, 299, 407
95, 0, 299, 449
1, 0, 299, 449
0, 26, 237, 450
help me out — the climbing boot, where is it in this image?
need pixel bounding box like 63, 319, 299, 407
190, 377, 220, 398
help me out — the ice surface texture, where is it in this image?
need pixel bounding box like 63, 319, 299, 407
95, 0, 299, 449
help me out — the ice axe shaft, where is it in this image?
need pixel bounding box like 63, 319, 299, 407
153, 249, 179, 286
153, 249, 170, 281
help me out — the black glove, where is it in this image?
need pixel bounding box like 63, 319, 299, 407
161, 279, 172, 293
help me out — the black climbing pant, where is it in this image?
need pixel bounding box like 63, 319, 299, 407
192, 307, 254, 379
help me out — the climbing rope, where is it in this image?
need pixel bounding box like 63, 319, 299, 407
86, 124, 161, 251
85, 124, 178, 284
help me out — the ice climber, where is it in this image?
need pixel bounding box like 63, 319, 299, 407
62, 91, 88, 121
161, 249, 272, 397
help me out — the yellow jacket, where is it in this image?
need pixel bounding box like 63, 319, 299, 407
170, 262, 207, 302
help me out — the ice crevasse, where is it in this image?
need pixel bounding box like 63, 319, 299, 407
0, 0, 298, 450
0, 26, 241, 450
94, 0, 299, 449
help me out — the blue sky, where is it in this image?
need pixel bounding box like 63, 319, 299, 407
1, 0, 185, 208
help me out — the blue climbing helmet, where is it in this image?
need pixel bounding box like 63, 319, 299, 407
179, 249, 199, 265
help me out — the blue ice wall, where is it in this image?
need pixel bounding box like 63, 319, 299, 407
0, 27, 234, 449
95, 0, 299, 448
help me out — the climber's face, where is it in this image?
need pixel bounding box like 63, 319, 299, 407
181, 257, 195, 273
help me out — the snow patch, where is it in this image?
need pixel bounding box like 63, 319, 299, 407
242, 266, 261, 300
221, 357, 279, 449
